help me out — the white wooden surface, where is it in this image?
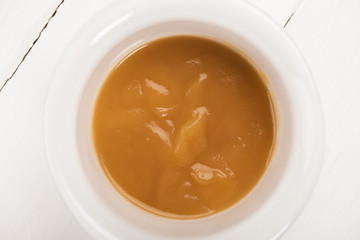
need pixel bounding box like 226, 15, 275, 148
0, 0, 62, 88
0, 0, 359, 239
283, 0, 360, 238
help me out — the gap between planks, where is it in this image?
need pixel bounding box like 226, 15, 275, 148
0, 0, 65, 93
283, 0, 305, 28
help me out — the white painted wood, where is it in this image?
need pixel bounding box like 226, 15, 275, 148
0, 0, 62, 87
0, 0, 115, 238
282, 0, 360, 239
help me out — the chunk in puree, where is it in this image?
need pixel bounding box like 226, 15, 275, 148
92, 36, 276, 219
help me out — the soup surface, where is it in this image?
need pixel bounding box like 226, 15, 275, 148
93, 36, 276, 219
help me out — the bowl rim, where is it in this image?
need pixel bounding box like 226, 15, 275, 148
44, 0, 325, 239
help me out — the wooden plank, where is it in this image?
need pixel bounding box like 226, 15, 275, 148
283, 0, 360, 239
0, 0, 114, 238
0, 0, 63, 87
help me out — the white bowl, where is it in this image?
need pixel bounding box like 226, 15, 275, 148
44, 0, 325, 239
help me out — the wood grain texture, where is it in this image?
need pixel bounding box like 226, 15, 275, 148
0, 0, 63, 88
283, 0, 360, 239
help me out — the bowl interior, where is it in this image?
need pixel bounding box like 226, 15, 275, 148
77, 21, 293, 239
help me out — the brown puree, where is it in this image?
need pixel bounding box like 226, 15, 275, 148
92, 36, 276, 219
